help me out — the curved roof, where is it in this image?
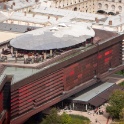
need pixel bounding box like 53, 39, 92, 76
10, 22, 95, 50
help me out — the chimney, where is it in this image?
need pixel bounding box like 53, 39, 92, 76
13, 2, 15, 6
3, 4, 6, 10
33, 13, 35, 17
109, 20, 112, 25
48, 15, 50, 19
24, 11, 26, 16
11, 5, 13, 9
95, 17, 99, 23
56, 16, 58, 21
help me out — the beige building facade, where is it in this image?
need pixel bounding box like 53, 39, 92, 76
51, 0, 98, 13
97, 0, 124, 14
51, 0, 124, 14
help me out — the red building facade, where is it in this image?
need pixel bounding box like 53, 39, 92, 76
0, 30, 124, 124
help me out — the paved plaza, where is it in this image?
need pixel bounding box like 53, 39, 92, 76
60, 104, 112, 124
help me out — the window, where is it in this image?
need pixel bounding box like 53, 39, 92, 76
119, 0, 121, 3
98, 3, 102, 8
118, 6, 122, 11
105, 4, 108, 10
111, 5, 115, 10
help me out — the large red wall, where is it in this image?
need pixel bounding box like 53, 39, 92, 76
11, 69, 64, 119
0, 91, 3, 114
10, 42, 122, 122
63, 43, 121, 90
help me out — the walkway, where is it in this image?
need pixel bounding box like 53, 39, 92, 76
59, 104, 112, 124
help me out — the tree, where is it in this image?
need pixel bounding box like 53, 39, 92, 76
60, 112, 72, 124
41, 108, 90, 124
106, 90, 124, 119
41, 108, 61, 124
41, 108, 72, 124
120, 108, 124, 121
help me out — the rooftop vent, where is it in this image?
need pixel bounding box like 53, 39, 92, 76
67, 24, 72, 27
13, 2, 15, 6
95, 17, 99, 23
3, 4, 6, 10
50, 27, 58, 31
87, 26, 91, 30
48, 15, 50, 19
11, 5, 13, 9
58, 23, 66, 27
24, 11, 26, 16
55, 16, 58, 21
109, 20, 112, 25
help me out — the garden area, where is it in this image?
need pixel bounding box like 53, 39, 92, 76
25, 108, 90, 124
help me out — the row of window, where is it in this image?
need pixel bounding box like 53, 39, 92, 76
107, 0, 122, 3
98, 3, 122, 11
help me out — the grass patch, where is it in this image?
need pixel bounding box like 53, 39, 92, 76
70, 114, 90, 124
116, 71, 124, 76
119, 82, 124, 87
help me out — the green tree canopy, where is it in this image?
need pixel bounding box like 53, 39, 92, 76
41, 108, 61, 124
106, 90, 124, 119
120, 108, 124, 121
60, 112, 72, 124
41, 108, 90, 124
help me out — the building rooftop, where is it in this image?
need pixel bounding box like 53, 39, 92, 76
0, 31, 21, 43
0, 11, 8, 22
10, 22, 95, 50
0, 0, 40, 11
9, 12, 58, 25
1, 66, 40, 84
32, 6, 105, 21
70, 82, 114, 102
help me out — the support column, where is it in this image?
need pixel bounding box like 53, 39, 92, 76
44, 53, 46, 60
50, 50, 52, 56
72, 103, 75, 110
16, 51, 18, 58
11, 47, 13, 54
86, 104, 87, 111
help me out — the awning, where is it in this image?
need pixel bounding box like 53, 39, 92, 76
88, 84, 121, 107
69, 82, 122, 107
98, 90, 110, 100
88, 97, 106, 107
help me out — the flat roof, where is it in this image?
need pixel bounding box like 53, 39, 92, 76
2, 67, 40, 85
9, 12, 57, 25
71, 82, 114, 102
10, 22, 95, 50
0, 0, 40, 11
0, 12, 8, 22
0, 31, 21, 43
32, 6, 105, 21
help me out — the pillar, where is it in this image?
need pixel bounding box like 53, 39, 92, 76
11, 47, 13, 54
50, 50, 52, 56
86, 104, 87, 111
72, 103, 75, 110
44, 52, 46, 60
16, 51, 18, 58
